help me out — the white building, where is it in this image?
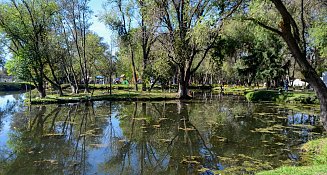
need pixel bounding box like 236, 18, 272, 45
293, 79, 307, 87
323, 71, 327, 86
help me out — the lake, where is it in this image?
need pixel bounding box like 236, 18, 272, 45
0, 92, 324, 174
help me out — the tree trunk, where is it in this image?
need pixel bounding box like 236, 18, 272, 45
142, 53, 147, 91
43, 74, 63, 96
142, 59, 147, 91
141, 6, 148, 92
70, 85, 77, 94
178, 81, 189, 99
130, 45, 138, 91
149, 77, 159, 92
109, 73, 112, 95
178, 67, 191, 99
37, 81, 46, 98
270, 0, 327, 130
58, 87, 64, 96
84, 76, 90, 93
36, 69, 46, 98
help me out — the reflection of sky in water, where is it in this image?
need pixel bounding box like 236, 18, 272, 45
88, 111, 124, 174
0, 117, 10, 146
0, 94, 16, 147
288, 113, 316, 125
0, 93, 323, 174
0, 94, 15, 110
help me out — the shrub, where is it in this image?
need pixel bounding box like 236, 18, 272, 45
245, 90, 280, 102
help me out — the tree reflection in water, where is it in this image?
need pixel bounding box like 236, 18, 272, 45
0, 95, 324, 174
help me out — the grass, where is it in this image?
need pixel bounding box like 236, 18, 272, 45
212, 85, 318, 105
284, 92, 319, 104
257, 138, 327, 175
213, 85, 262, 95
245, 90, 318, 104
26, 90, 178, 104
79, 83, 212, 90
257, 165, 327, 175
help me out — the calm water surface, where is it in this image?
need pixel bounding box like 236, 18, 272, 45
0, 92, 324, 175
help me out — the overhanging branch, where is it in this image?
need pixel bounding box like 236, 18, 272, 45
244, 17, 283, 36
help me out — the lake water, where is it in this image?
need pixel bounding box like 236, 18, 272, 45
0, 92, 324, 175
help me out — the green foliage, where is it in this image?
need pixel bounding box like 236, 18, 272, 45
246, 90, 319, 104
257, 165, 327, 175
301, 138, 327, 165
217, 18, 287, 85
310, 23, 327, 57
285, 93, 319, 104
0, 0, 59, 97
4, 55, 31, 81
0, 82, 34, 91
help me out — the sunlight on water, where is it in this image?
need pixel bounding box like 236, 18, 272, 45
0, 93, 323, 174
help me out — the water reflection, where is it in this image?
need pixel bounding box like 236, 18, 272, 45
0, 94, 324, 174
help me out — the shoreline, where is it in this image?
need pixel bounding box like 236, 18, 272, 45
25, 91, 179, 105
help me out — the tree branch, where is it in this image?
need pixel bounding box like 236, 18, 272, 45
244, 17, 283, 36
191, 45, 212, 74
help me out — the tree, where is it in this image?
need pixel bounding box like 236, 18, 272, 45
87, 33, 117, 94
219, 19, 287, 87
0, 0, 58, 97
247, 0, 327, 129
154, 0, 242, 98
59, 0, 92, 93
309, 10, 327, 75
49, 14, 80, 94
103, 0, 139, 91
0, 33, 5, 66
136, 0, 159, 91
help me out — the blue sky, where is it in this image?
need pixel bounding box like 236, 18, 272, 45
89, 0, 112, 45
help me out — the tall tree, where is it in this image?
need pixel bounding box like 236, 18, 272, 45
154, 0, 242, 98
60, 0, 92, 93
54, 17, 80, 94
0, 0, 58, 97
136, 0, 159, 91
247, 0, 327, 129
103, 0, 139, 91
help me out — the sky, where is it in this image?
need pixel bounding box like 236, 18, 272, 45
89, 0, 113, 45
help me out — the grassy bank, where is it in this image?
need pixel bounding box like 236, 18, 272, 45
26, 90, 178, 104
0, 82, 34, 91
258, 138, 327, 175
79, 83, 212, 90
212, 86, 317, 105
245, 90, 318, 104
213, 85, 262, 95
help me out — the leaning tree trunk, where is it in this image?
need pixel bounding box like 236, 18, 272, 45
271, 0, 327, 130
255, 0, 327, 130
284, 36, 327, 130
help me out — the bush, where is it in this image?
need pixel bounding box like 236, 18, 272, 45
0, 82, 34, 91
245, 90, 279, 102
